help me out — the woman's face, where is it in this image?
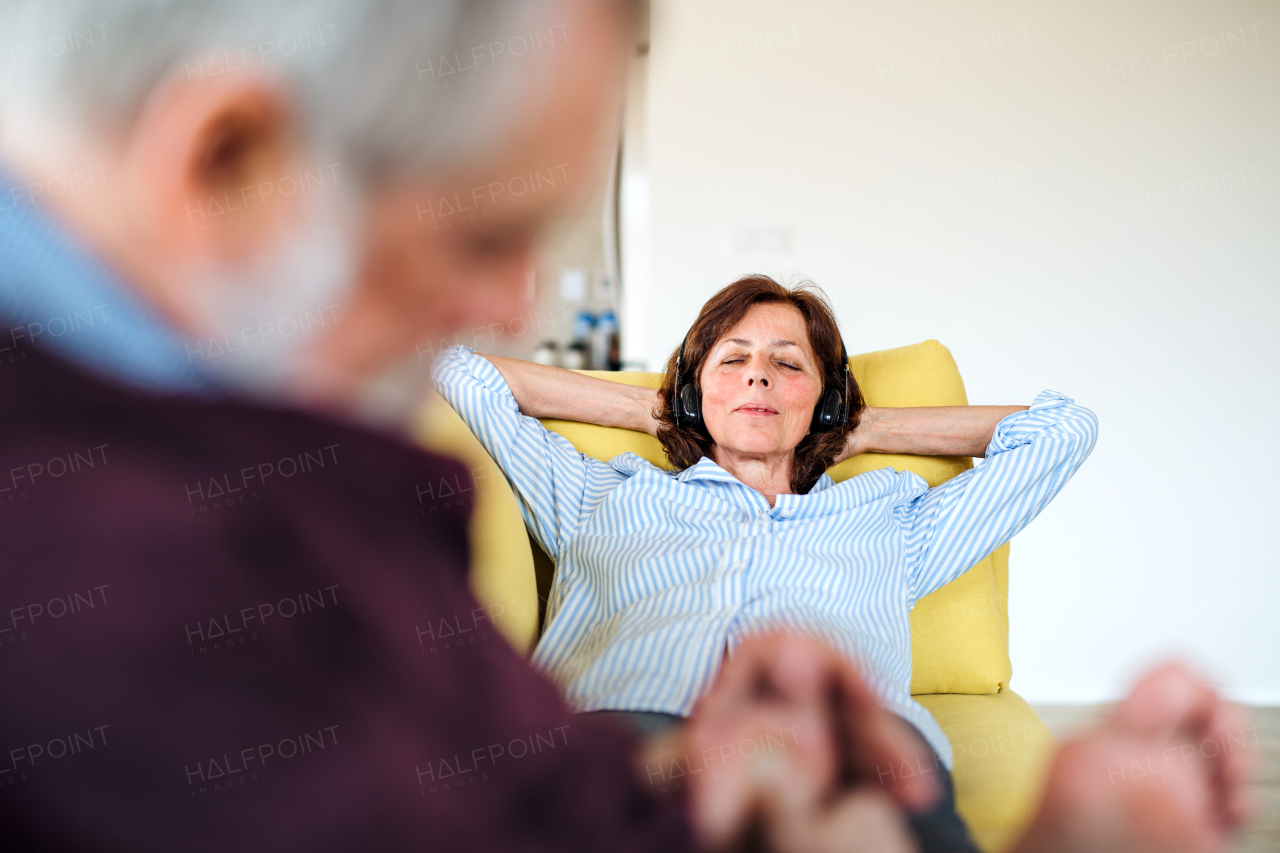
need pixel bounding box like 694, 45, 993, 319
698, 302, 824, 462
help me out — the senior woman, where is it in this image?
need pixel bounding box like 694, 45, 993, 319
431, 274, 1097, 851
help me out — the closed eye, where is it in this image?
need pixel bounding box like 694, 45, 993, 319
721, 357, 801, 369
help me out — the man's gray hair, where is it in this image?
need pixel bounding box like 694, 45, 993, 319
0, 0, 571, 184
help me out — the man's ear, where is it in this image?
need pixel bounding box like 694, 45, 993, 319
120, 72, 298, 266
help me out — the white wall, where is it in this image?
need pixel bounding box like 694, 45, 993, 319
635, 0, 1280, 704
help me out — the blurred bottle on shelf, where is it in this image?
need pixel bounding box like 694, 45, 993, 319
562, 341, 587, 370
594, 308, 620, 371
607, 326, 621, 371
531, 340, 560, 367
592, 273, 621, 371
570, 308, 596, 369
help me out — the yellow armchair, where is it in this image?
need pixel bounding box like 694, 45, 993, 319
415, 340, 1054, 853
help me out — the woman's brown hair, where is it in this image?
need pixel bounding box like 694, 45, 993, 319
653, 275, 864, 494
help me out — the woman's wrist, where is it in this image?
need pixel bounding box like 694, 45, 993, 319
838, 406, 885, 462
858, 406, 887, 454
630, 385, 661, 437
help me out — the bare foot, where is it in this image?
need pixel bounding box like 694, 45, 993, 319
1014, 662, 1255, 853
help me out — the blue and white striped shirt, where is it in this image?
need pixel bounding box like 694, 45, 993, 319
432, 345, 1098, 766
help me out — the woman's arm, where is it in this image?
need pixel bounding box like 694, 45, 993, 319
480, 354, 660, 436
835, 405, 1030, 463
431, 347, 628, 560
895, 391, 1098, 602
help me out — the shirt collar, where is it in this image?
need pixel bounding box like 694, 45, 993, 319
0, 161, 218, 396
674, 456, 742, 485
809, 472, 836, 494
675, 455, 837, 496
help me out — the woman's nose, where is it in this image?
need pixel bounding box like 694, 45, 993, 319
747, 375, 770, 388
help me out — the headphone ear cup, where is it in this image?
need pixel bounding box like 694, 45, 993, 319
811, 388, 843, 433
679, 382, 702, 430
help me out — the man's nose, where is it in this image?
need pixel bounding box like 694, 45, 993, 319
453, 262, 534, 335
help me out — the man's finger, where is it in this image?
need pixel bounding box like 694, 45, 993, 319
829, 662, 941, 812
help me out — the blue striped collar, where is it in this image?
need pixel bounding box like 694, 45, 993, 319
674, 455, 836, 496
0, 161, 218, 396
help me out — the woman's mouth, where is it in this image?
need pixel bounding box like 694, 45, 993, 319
734, 404, 778, 415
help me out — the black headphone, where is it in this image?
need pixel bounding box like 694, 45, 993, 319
673, 331, 850, 434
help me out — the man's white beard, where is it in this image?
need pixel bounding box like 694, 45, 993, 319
186, 189, 430, 432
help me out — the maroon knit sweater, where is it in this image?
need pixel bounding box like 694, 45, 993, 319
0, 348, 693, 852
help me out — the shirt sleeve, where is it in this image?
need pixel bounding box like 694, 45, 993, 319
894, 390, 1099, 605
430, 345, 626, 561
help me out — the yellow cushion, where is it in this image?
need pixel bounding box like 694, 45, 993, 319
918, 690, 1055, 853
414, 394, 541, 655
834, 341, 1010, 694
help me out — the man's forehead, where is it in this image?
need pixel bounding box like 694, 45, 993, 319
393, 160, 582, 221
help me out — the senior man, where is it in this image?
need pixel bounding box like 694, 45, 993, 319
0, 2, 944, 850
0, 2, 1253, 853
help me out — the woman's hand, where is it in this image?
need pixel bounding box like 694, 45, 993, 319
835, 404, 1030, 463
480, 354, 661, 437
